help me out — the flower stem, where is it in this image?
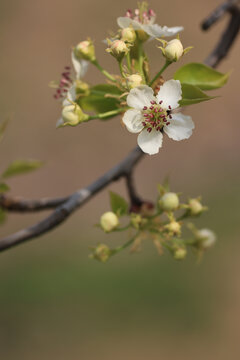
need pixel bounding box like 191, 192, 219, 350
89, 107, 127, 120
149, 60, 172, 87
126, 53, 132, 72
118, 59, 125, 78
92, 60, 116, 82
110, 233, 139, 256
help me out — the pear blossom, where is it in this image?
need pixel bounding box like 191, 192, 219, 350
117, 8, 183, 39
122, 80, 194, 155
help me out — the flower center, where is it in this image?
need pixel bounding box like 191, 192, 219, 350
142, 101, 172, 133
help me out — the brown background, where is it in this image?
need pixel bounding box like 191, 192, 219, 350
0, 0, 240, 359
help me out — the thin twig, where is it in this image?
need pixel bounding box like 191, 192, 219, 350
0, 0, 239, 252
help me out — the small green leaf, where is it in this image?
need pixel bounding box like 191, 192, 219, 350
0, 183, 10, 193
79, 84, 122, 115
174, 63, 229, 90
180, 83, 216, 106
2, 160, 43, 179
0, 119, 8, 143
0, 207, 6, 225
110, 191, 129, 216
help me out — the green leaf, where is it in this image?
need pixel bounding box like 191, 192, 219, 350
0, 183, 10, 193
2, 160, 43, 179
78, 84, 122, 115
180, 83, 216, 106
110, 191, 129, 216
174, 63, 229, 90
0, 119, 8, 143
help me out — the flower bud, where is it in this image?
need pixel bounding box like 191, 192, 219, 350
91, 244, 111, 263
164, 39, 183, 62
100, 211, 119, 232
130, 213, 144, 230
106, 40, 129, 60
174, 247, 187, 260
159, 192, 179, 212
75, 40, 96, 62
60, 104, 89, 127
126, 74, 143, 89
165, 221, 181, 236
188, 198, 204, 216
121, 27, 136, 43
197, 229, 216, 249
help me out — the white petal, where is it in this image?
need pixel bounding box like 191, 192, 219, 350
156, 80, 182, 110
62, 84, 76, 106
127, 85, 155, 110
71, 52, 88, 79
137, 129, 163, 155
117, 17, 142, 30
143, 24, 183, 38
56, 117, 64, 128
122, 109, 144, 133
164, 113, 194, 141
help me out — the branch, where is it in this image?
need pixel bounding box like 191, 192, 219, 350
0, 0, 239, 252
0, 147, 143, 252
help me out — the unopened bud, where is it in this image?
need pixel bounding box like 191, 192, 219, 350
174, 247, 187, 260
91, 244, 111, 263
159, 192, 179, 212
60, 104, 88, 127
126, 74, 143, 89
164, 39, 183, 62
165, 221, 181, 236
197, 229, 216, 249
75, 40, 96, 62
130, 213, 144, 230
100, 211, 119, 232
106, 40, 129, 60
121, 27, 136, 43
188, 198, 204, 216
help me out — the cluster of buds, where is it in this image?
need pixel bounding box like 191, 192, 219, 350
89, 183, 216, 263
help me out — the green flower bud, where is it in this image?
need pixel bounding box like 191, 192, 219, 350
165, 221, 181, 236
126, 74, 143, 89
75, 40, 96, 62
121, 27, 136, 43
159, 192, 179, 212
174, 247, 187, 260
130, 213, 144, 230
92, 244, 111, 263
100, 211, 119, 232
61, 104, 89, 127
197, 229, 216, 249
106, 40, 129, 60
188, 198, 204, 216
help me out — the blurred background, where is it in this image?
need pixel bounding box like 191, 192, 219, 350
0, 0, 239, 359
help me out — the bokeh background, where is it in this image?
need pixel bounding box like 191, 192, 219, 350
0, 0, 239, 359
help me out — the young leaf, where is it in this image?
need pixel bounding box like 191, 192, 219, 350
110, 191, 128, 216
0, 183, 10, 193
174, 63, 229, 90
2, 160, 43, 179
180, 83, 216, 106
78, 84, 122, 115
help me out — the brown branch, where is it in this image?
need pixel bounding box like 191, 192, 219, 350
0, 0, 239, 252
0, 147, 143, 252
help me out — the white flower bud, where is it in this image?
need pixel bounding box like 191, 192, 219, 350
159, 192, 179, 212
126, 74, 143, 89
197, 229, 216, 249
92, 244, 111, 263
100, 211, 119, 232
165, 221, 181, 236
163, 39, 183, 62
121, 27, 136, 43
75, 40, 96, 62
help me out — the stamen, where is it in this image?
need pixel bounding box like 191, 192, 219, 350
147, 128, 152, 133
143, 106, 148, 110
159, 100, 163, 104
166, 122, 170, 126
168, 105, 172, 110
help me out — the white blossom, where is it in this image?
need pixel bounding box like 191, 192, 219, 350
122, 80, 194, 155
